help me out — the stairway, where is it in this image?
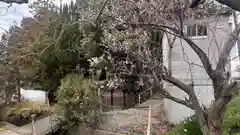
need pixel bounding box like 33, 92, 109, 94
100, 97, 168, 134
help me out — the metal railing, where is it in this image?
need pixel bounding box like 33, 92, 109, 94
30, 112, 60, 135
138, 87, 153, 105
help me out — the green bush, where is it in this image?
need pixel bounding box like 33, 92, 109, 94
0, 101, 51, 126
164, 95, 240, 135
180, 117, 202, 135
223, 95, 240, 135
56, 74, 100, 129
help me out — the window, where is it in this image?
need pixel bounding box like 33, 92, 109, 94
186, 24, 207, 37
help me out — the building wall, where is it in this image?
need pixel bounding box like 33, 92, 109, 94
11, 88, 47, 104
163, 16, 231, 124
229, 11, 240, 79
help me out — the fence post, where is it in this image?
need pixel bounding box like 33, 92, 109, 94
138, 94, 141, 105
31, 114, 37, 135
150, 89, 152, 98
98, 87, 102, 113
50, 113, 53, 129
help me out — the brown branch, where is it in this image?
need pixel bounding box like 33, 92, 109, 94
153, 91, 194, 110
210, 81, 238, 116
180, 39, 194, 85
221, 81, 238, 97
163, 75, 193, 95
163, 93, 194, 110
95, 0, 109, 25
154, 70, 204, 119
182, 37, 214, 79
161, 74, 207, 127
156, 86, 194, 110
121, 23, 182, 38
151, 69, 194, 109
216, 24, 240, 73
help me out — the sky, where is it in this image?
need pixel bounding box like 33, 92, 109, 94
0, 0, 75, 36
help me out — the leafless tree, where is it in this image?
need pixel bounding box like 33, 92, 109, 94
85, 0, 240, 134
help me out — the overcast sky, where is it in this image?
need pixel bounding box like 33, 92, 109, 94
0, 0, 75, 36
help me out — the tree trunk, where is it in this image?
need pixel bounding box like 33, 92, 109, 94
16, 79, 21, 102
16, 69, 21, 102
168, 44, 173, 75
202, 118, 222, 135
202, 126, 221, 135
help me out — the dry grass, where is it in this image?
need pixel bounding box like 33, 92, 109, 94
161, 124, 182, 135
0, 122, 7, 132
1, 101, 52, 120
0, 127, 6, 132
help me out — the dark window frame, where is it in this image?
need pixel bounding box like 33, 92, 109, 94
186, 24, 207, 37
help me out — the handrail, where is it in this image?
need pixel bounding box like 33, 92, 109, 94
138, 87, 153, 105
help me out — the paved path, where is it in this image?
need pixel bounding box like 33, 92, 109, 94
0, 121, 31, 135
0, 116, 59, 135
101, 97, 166, 131
21, 116, 59, 135
0, 130, 21, 135
0, 96, 164, 135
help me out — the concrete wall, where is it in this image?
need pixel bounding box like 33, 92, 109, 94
163, 16, 231, 124
229, 11, 240, 79
11, 88, 47, 104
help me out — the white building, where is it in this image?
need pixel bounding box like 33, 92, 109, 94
162, 11, 240, 124
11, 88, 48, 104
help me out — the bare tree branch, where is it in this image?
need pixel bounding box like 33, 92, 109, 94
180, 38, 195, 85
95, 0, 109, 25
182, 36, 214, 79
153, 88, 194, 110
163, 75, 193, 95
166, 33, 176, 75
221, 81, 238, 97
151, 68, 194, 109
162, 93, 194, 109
122, 22, 214, 79
210, 81, 238, 118
216, 24, 240, 73
162, 74, 207, 128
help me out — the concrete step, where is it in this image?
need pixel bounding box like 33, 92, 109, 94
100, 97, 167, 130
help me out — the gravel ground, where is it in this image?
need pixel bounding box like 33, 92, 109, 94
98, 121, 174, 135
